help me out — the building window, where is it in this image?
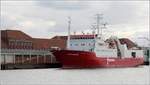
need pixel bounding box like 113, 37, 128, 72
14, 41, 17, 47
18, 41, 21, 46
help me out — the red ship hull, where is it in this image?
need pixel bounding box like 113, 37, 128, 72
53, 50, 144, 68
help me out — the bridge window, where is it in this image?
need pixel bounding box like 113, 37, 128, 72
131, 52, 136, 58
81, 43, 85, 46
75, 44, 78, 46
70, 44, 72, 46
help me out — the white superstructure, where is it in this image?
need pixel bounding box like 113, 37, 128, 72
67, 14, 143, 58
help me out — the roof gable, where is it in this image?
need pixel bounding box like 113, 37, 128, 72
1, 30, 32, 40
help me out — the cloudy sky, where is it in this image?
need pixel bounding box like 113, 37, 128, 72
1, 0, 149, 46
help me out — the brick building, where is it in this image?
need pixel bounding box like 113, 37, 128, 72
1, 30, 67, 69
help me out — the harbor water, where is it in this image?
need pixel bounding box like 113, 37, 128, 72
0, 66, 149, 85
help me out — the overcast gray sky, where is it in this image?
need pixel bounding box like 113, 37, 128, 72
1, 0, 149, 46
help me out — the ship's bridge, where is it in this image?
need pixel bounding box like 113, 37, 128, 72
69, 35, 95, 51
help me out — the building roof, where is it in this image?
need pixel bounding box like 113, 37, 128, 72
1, 30, 32, 40
51, 36, 67, 40
32, 38, 51, 49
1, 30, 68, 50
50, 36, 67, 49
119, 38, 137, 49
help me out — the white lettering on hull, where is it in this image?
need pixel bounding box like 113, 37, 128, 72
66, 53, 79, 56
107, 59, 115, 62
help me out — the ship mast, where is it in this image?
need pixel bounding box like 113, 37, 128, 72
96, 14, 103, 36
67, 17, 71, 49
